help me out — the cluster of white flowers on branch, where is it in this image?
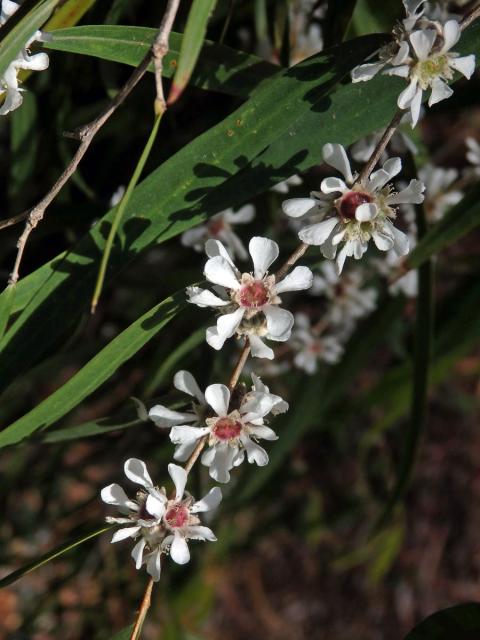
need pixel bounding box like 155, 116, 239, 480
0, 1, 49, 116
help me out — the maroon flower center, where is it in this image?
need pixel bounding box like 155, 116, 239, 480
213, 417, 243, 441
239, 281, 269, 308
208, 219, 224, 235
339, 191, 372, 220
164, 504, 189, 528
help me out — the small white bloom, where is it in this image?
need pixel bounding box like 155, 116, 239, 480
181, 205, 255, 261
282, 143, 423, 273
271, 174, 303, 194
149, 370, 286, 483
417, 164, 463, 221
187, 236, 313, 357
0, 1, 49, 116
101, 458, 221, 581
351, 6, 475, 127
466, 137, 480, 176
291, 313, 345, 374
110, 185, 126, 207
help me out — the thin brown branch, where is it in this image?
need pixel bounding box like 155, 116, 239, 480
275, 242, 309, 281
356, 110, 404, 185
129, 576, 155, 640
7, 0, 182, 286
460, 3, 480, 30
0, 211, 28, 231
228, 339, 251, 390
153, 0, 181, 115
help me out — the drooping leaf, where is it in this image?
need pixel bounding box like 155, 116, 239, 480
9, 91, 38, 198
43, 25, 278, 98
404, 603, 480, 639
168, 0, 218, 105
0, 292, 185, 448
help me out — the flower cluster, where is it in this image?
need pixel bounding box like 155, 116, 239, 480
351, 1, 475, 126
0, 1, 49, 116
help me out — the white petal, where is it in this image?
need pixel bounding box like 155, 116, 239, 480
101, 483, 137, 510
173, 370, 205, 403
148, 405, 196, 428
281, 197, 317, 218
216, 307, 245, 341
241, 392, 275, 419
191, 486, 223, 513
224, 204, 255, 224
20, 51, 48, 71
321, 176, 348, 194
355, 202, 377, 222
322, 143, 353, 183
409, 86, 423, 127
243, 438, 269, 466
249, 335, 274, 359
146, 494, 166, 519
383, 64, 410, 78
146, 548, 162, 581
206, 325, 226, 350
409, 29, 436, 61
298, 217, 339, 245
398, 78, 418, 109
441, 20, 461, 53
274, 266, 313, 294
184, 525, 217, 541
351, 61, 385, 82
170, 425, 209, 445
168, 463, 188, 501
204, 256, 240, 290
186, 286, 229, 307
249, 236, 279, 278
124, 458, 153, 489
207, 445, 237, 482
372, 230, 394, 251
428, 78, 453, 106
131, 539, 147, 569
368, 157, 402, 191
390, 225, 410, 256
111, 526, 140, 543
171, 533, 190, 564
205, 239, 236, 267
205, 383, 230, 417
392, 41, 410, 65
449, 55, 475, 79
181, 226, 207, 248
248, 425, 278, 441
264, 306, 294, 341
335, 244, 350, 274
387, 179, 425, 204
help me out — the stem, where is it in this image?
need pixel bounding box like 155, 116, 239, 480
129, 576, 155, 640
228, 339, 251, 390
91, 113, 163, 313
460, 3, 480, 31
356, 111, 403, 185
219, 0, 236, 44
275, 242, 309, 280
153, 0, 181, 115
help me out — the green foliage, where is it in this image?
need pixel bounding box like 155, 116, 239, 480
405, 604, 480, 639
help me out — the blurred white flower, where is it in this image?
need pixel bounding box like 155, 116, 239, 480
375, 229, 419, 297
187, 236, 313, 358
291, 312, 344, 373
181, 205, 255, 261
149, 371, 286, 483
0, 1, 49, 116
101, 459, 221, 581
351, 7, 475, 127
271, 174, 303, 194
466, 137, 480, 175
109, 185, 126, 207
282, 143, 423, 273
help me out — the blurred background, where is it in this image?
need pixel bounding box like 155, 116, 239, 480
1, 0, 480, 638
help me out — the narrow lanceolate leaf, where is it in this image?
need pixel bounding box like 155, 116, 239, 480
0, 0, 59, 78
168, 0, 218, 105
373, 200, 434, 533
0, 292, 185, 449
41, 0, 96, 31
405, 603, 480, 639
0, 284, 16, 341
406, 182, 480, 269
41, 414, 142, 443
0, 525, 112, 589
43, 25, 278, 98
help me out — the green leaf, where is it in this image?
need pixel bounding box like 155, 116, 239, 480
168, 0, 218, 105
0, 0, 59, 79
43, 25, 277, 98
0, 291, 185, 449
404, 603, 480, 639
111, 626, 134, 640
9, 91, 38, 197
0, 33, 386, 391
0, 284, 15, 341
41, 414, 142, 443
407, 183, 480, 270
0, 525, 111, 589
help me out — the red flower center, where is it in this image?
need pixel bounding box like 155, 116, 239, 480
207, 219, 224, 235
164, 504, 189, 528
239, 281, 269, 308
213, 417, 243, 441
339, 191, 372, 220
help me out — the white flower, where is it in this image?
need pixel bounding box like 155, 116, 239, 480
374, 229, 418, 297
271, 174, 303, 194
0, 1, 49, 116
352, 12, 475, 127
417, 164, 463, 221
149, 371, 286, 483
101, 459, 221, 581
187, 236, 313, 358
311, 262, 378, 330
282, 143, 423, 273
291, 313, 344, 374
466, 137, 480, 175
181, 205, 255, 260
110, 185, 126, 207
